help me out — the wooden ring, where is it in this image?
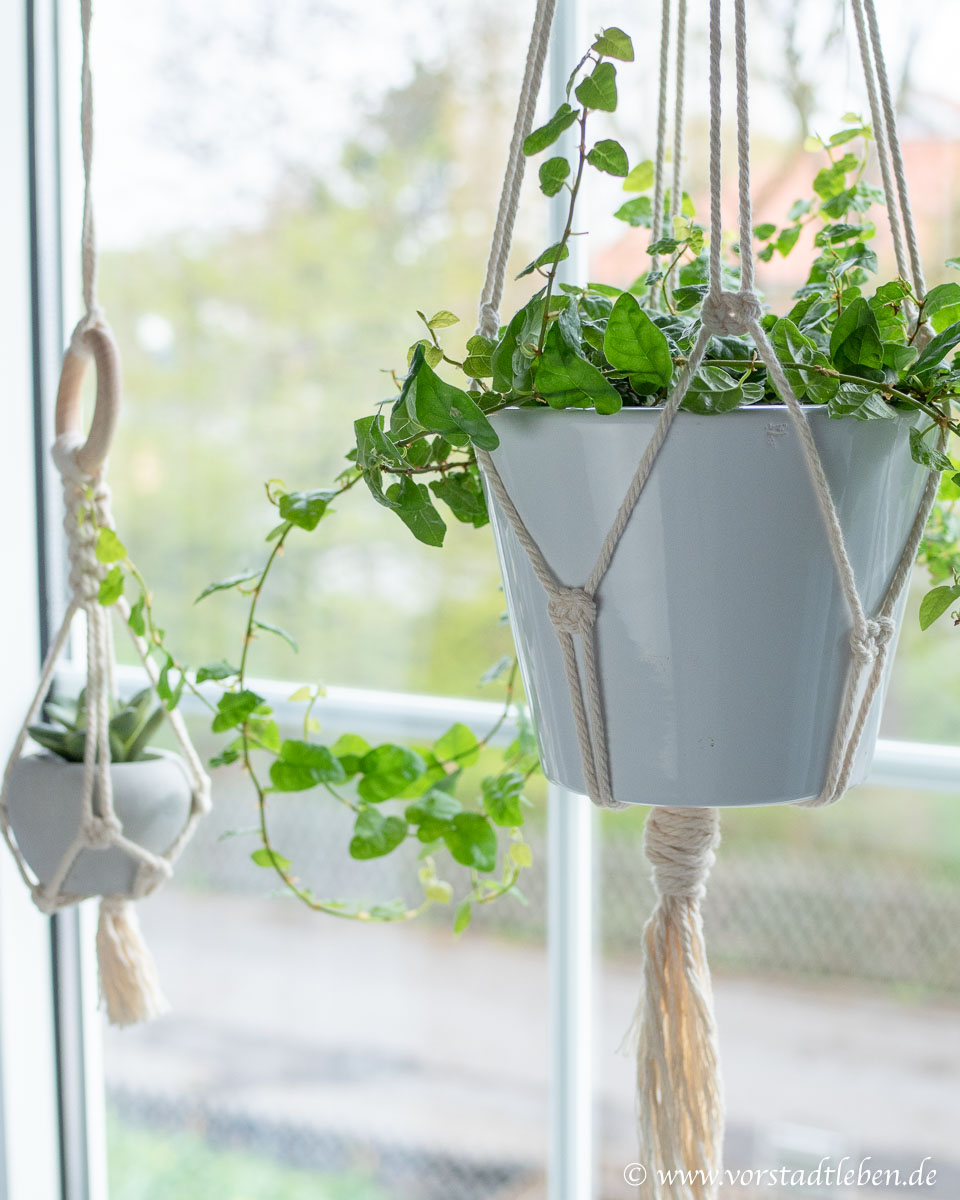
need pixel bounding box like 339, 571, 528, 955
55, 322, 122, 476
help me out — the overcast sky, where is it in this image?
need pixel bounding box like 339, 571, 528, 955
61, 0, 960, 249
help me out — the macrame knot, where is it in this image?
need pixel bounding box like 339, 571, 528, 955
84, 815, 123, 849
547, 587, 597, 634
194, 778, 214, 815
52, 434, 114, 603
69, 307, 107, 356
700, 289, 763, 337
643, 806, 720, 900
32, 886, 61, 916
132, 857, 173, 899
850, 616, 896, 663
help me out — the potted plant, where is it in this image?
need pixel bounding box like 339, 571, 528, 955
6, 687, 193, 899
99, 27, 960, 911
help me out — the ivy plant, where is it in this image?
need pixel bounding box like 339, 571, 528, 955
84, 26, 960, 923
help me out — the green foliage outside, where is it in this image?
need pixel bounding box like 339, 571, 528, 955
107, 1114, 391, 1200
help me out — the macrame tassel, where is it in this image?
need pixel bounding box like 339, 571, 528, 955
634, 806, 723, 1200
96, 898, 169, 1026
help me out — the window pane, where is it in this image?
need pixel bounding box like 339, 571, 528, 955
581, 2, 960, 1194
93, 0, 545, 694
84, 1, 549, 1195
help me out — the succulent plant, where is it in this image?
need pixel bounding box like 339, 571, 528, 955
28, 688, 165, 764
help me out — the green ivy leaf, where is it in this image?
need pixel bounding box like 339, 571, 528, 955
127, 592, 147, 637
246, 718, 282, 754
523, 103, 579, 156
682, 366, 759, 414
775, 226, 802, 257
909, 427, 954, 472
277, 489, 336, 531
771, 317, 837, 403
753, 223, 777, 241
575, 62, 618, 112
919, 584, 960, 630
538, 156, 570, 197
453, 900, 473, 934
614, 196, 653, 227
911, 320, 960, 380
423, 310, 459, 330
358, 744, 426, 803
331, 733, 371, 778
481, 772, 526, 827
251, 847, 291, 871
253, 619, 298, 652
95, 527, 127, 564
829, 297, 883, 373
828, 384, 896, 421
622, 159, 654, 192
97, 566, 124, 606
195, 570, 260, 604
385, 478, 447, 548
349, 809, 408, 861
406, 789, 462, 842
463, 334, 495, 380
269, 739, 346, 791
401, 344, 499, 450
516, 241, 570, 280
443, 813, 497, 873
592, 26, 634, 61
429, 471, 488, 528
586, 139, 629, 177
211, 689, 266, 734
196, 659, 239, 683
924, 283, 960, 333
603, 293, 673, 393
434, 722, 480, 766
536, 325, 622, 413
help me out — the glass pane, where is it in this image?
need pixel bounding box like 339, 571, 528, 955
91, 0, 546, 695
104, 711, 549, 1200
577, 1, 960, 1195
81, 1, 550, 1195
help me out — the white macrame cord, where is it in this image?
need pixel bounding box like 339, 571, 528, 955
0, 0, 210, 1027
472, 1, 942, 1195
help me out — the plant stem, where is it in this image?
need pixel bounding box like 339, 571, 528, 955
537, 109, 589, 355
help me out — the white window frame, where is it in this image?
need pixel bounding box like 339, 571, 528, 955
11, 0, 960, 1197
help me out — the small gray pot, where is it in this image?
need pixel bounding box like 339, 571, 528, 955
6, 751, 193, 898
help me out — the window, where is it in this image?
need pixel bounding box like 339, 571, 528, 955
6, 1, 960, 1198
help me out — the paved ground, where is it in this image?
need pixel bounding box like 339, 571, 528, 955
103, 889, 960, 1198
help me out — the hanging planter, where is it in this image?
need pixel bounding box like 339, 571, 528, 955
0, 0, 210, 1028
6, 690, 194, 897
484, 404, 927, 807
24, 0, 956, 1191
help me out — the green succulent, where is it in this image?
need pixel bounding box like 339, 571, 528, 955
28, 688, 165, 764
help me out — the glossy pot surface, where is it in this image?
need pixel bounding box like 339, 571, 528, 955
482, 406, 926, 807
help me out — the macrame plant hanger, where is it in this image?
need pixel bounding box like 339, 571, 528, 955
474, 0, 943, 1194
0, 0, 210, 1027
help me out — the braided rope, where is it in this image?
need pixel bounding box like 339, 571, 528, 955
649, 0, 673, 275
476, 0, 557, 341
477, 0, 939, 818
0, 0, 210, 1024
861, 0, 927, 305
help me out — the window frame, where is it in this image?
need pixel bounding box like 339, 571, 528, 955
18, 0, 960, 1197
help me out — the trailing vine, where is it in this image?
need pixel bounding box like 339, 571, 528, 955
87, 25, 960, 921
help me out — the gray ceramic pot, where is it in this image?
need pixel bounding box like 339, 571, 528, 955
482, 406, 927, 808
6, 750, 193, 897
